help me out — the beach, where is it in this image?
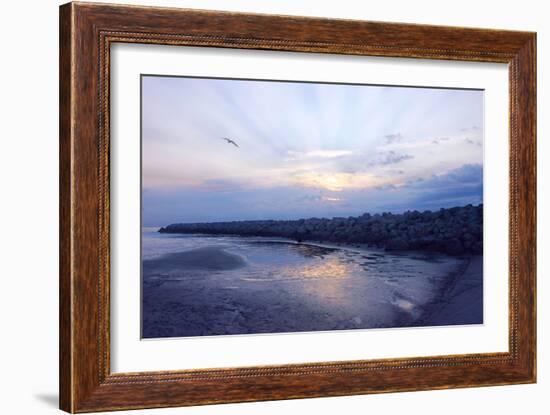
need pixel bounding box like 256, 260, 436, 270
420, 255, 483, 326
141, 229, 483, 338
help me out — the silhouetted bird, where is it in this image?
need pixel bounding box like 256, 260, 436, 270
221, 137, 239, 148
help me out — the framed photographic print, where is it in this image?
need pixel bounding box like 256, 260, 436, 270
59, 2, 536, 412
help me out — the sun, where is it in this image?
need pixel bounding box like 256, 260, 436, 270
292, 172, 356, 191
291, 171, 389, 192
316, 174, 350, 192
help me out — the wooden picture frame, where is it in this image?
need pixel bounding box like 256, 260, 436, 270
59, 2, 536, 412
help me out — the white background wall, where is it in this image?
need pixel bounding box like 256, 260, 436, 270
0, 0, 546, 414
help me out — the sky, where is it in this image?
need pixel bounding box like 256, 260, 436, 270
142, 75, 483, 226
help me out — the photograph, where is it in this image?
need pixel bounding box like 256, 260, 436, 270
140, 75, 484, 339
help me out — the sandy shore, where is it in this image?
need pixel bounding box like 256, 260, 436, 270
420, 255, 483, 326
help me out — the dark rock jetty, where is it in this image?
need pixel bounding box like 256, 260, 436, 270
159, 204, 483, 255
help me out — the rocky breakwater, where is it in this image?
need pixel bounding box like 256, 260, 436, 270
159, 204, 483, 256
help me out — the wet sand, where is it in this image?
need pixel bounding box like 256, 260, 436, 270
420, 256, 483, 326
143, 247, 247, 273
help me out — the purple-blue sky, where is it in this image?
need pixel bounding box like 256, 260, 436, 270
142, 76, 483, 226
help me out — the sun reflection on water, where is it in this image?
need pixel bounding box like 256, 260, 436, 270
282, 256, 350, 279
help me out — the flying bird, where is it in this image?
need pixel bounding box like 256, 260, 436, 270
221, 137, 240, 148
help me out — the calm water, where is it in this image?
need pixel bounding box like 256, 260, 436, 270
141, 227, 471, 338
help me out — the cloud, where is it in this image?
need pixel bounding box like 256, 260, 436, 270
289, 171, 381, 192
326, 150, 414, 176
402, 163, 483, 207
197, 179, 243, 192
431, 137, 450, 145
375, 184, 398, 191
369, 151, 414, 166
296, 194, 322, 202
465, 137, 482, 147
323, 196, 343, 202
322, 163, 483, 216
384, 133, 403, 144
